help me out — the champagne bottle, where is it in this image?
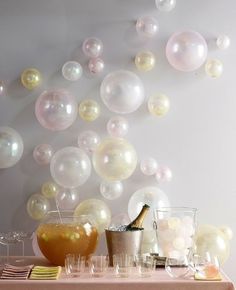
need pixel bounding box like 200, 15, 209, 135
125, 204, 150, 231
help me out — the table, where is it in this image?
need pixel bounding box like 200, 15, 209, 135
0, 257, 234, 290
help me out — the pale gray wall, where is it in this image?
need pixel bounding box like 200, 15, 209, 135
0, 0, 235, 281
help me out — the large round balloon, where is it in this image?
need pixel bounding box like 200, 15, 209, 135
93, 138, 137, 181
74, 199, 111, 234
0, 127, 24, 169
100, 70, 145, 114
166, 31, 208, 72
50, 147, 91, 188
128, 186, 170, 230
195, 224, 230, 265
35, 89, 77, 131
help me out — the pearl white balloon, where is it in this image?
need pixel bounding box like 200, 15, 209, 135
218, 226, 233, 241
166, 31, 208, 72
100, 180, 123, 200
205, 59, 223, 78
155, 0, 176, 12
56, 187, 80, 210
62, 61, 83, 81
50, 147, 91, 188
100, 70, 145, 114
77, 130, 101, 153
136, 16, 159, 38
82, 37, 103, 58
216, 35, 231, 50
128, 186, 170, 230
140, 157, 158, 176
107, 116, 129, 138
0, 127, 24, 169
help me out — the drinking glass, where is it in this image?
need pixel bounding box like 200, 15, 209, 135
192, 252, 220, 279
165, 255, 190, 278
113, 254, 135, 278
88, 255, 108, 278
65, 254, 86, 277
135, 254, 156, 277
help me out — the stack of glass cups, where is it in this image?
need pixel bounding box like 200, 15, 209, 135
154, 207, 197, 260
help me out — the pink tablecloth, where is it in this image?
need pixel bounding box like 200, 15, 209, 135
0, 257, 234, 290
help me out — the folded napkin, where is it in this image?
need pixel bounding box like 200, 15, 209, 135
194, 272, 222, 281
0, 264, 34, 280
29, 266, 62, 280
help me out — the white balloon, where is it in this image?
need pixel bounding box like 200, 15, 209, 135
0, 127, 24, 169
128, 186, 170, 230
100, 180, 123, 200
155, 0, 176, 12
77, 130, 101, 153
216, 35, 231, 50
136, 16, 159, 38
56, 187, 80, 210
140, 157, 158, 176
107, 116, 129, 138
62, 61, 83, 81
100, 70, 145, 114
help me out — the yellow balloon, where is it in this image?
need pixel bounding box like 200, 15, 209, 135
135, 51, 156, 72
148, 93, 170, 116
27, 193, 50, 220
79, 99, 100, 121
218, 225, 233, 241
41, 181, 59, 199
74, 198, 111, 234
21, 68, 42, 89
205, 59, 223, 78
93, 137, 137, 181
195, 224, 230, 265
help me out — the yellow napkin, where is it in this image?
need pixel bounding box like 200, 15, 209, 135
29, 266, 62, 280
194, 272, 222, 281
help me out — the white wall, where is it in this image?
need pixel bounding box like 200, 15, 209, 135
0, 0, 235, 282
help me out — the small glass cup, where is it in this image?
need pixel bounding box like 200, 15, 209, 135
88, 255, 108, 278
193, 252, 220, 279
113, 254, 135, 278
135, 254, 156, 277
165, 255, 190, 278
65, 254, 86, 277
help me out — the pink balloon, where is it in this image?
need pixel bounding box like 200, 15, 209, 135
156, 166, 172, 183
166, 31, 208, 72
88, 58, 105, 74
35, 89, 77, 131
33, 144, 54, 165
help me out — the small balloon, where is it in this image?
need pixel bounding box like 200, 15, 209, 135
216, 35, 231, 50
166, 31, 208, 72
35, 89, 77, 131
32, 232, 44, 257
41, 181, 59, 199
88, 58, 105, 74
0, 81, 6, 97
136, 16, 159, 38
135, 51, 156, 72
50, 146, 91, 188
93, 137, 137, 181
77, 130, 101, 153
205, 59, 223, 78
100, 70, 145, 114
128, 186, 170, 229
33, 144, 54, 165
107, 116, 129, 138
74, 199, 111, 233
155, 0, 176, 12
218, 226, 233, 241
148, 93, 170, 117
140, 157, 158, 176
56, 187, 80, 210
27, 193, 50, 220
62, 61, 83, 81
100, 180, 123, 200
0, 127, 24, 169
82, 37, 103, 58
156, 166, 172, 183
79, 99, 100, 122
21, 68, 42, 90
195, 224, 230, 265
